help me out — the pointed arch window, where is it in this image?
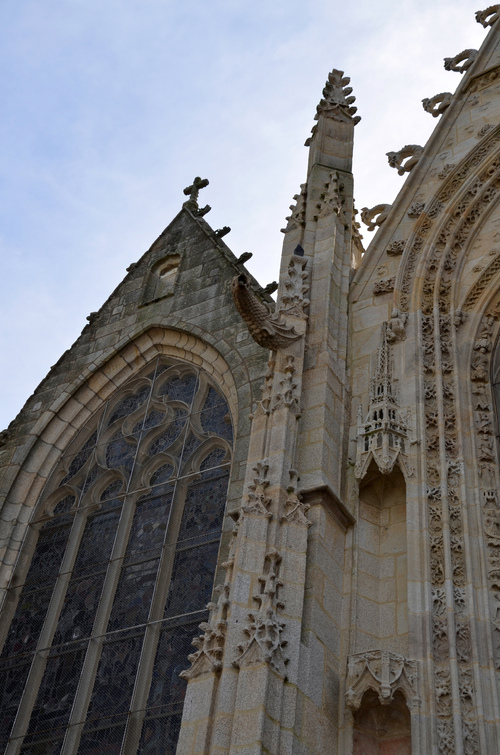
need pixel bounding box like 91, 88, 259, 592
0, 357, 233, 754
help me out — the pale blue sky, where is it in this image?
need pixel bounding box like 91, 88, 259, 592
0, 0, 488, 428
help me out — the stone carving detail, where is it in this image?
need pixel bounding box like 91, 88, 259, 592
438, 164, 455, 180
463, 719, 479, 755
233, 549, 288, 677
281, 470, 311, 527
242, 460, 272, 517
386, 145, 423, 175
387, 240, 406, 256
443, 49, 478, 73
314, 68, 360, 125
408, 201, 425, 218
181, 559, 233, 679
422, 92, 452, 117
373, 277, 395, 295
315, 171, 344, 219
437, 719, 455, 754
183, 176, 211, 216
476, 5, 500, 27
435, 667, 452, 716
254, 359, 275, 417
272, 356, 300, 415
463, 252, 500, 309
232, 273, 302, 350
355, 323, 412, 479
360, 204, 391, 232
281, 184, 307, 233
279, 254, 310, 317
345, 650, 419, 712
386, 308, 407, 343
477, 123, 494, 138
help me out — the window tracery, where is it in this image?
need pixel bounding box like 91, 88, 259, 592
0, 357, 233, 754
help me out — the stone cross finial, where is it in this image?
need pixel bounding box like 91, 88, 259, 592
183, 176, 210, 214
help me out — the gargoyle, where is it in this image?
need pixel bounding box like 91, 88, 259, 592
232, 274, 301, 350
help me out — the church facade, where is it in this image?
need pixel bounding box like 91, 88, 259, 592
2, 6, 500, 754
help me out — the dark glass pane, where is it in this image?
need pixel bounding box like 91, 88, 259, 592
26, 643, 87, 738
180, 432, 203, 467
125, 489, 173, 560
164, 541, 219, 618
108, 386, 150, 426
2, 588, 54, 658
23, 525, 71, 589
200, 448, 227, 471
78, 723, 126, 755
158, 373, 198, 405
53, 573, 106, 645
105, 433, 135, 471
144, 621, 201, 713
0, 657, 32, 747
148, 412, 186, 457
177, 472, 229, 546
132, 409, 165, 436
149, 464, 173, 486
139, 713, 181, 754
73, 510, 120, 576
86, 632, 144, 721
107, 559, 159, 631
20, 737, 64, 755
100, 481, 123, 502
81, 464, 100, 495
200, 392, 233, 442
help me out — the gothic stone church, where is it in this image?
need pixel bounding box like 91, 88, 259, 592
4, 8, 500, 755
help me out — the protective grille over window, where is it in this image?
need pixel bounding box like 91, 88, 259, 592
0, 357, 233, 754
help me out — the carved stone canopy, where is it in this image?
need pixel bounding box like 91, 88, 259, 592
346, 650, 419, 713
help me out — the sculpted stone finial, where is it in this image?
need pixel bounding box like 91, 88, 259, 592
305, 68, 360, 144
183, 176, 211, 216
422, 92, 452, 117
444, 49, 478, 73
476, 5, 500, 27
360, 204, 391, 232
386, 145, 423, 175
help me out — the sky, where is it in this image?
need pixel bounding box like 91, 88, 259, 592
0, 0, 489, 429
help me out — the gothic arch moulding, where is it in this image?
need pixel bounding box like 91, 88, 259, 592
0, 327, 242, 594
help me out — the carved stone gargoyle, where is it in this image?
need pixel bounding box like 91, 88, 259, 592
232, 274, 302, 350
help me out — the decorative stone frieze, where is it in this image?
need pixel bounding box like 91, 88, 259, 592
281, 469, 311, 527
443, 49, 478, 73
242, 460, 272, 517
373, 277, 395, 295
438, 163, 455, 180
279, 254, 310, 317
387, 239, 406, 256
355, 323, 411, 479
386, 144, 423, 175
407, 201, 425, 218
462, 251, 500, 309
360, 203, 391, 231
422, 92, 452, 117
233, 549, 288, 678
281, 184, 307, 233
477, 123, 494, 138
345, 650, 419, 712
476, 4, 500, 27
315, 170, 344, 219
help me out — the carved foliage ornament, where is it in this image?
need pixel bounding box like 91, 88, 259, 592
233, 549, 288, 678
422, 92, 452, 118
315, 171, 344, 220
281, 184, 306, 234
345, 650, 419, 712
314, 68, 360, 124
386, 145, 423, 175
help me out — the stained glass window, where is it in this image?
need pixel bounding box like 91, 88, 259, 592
0, 358, 233, 754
